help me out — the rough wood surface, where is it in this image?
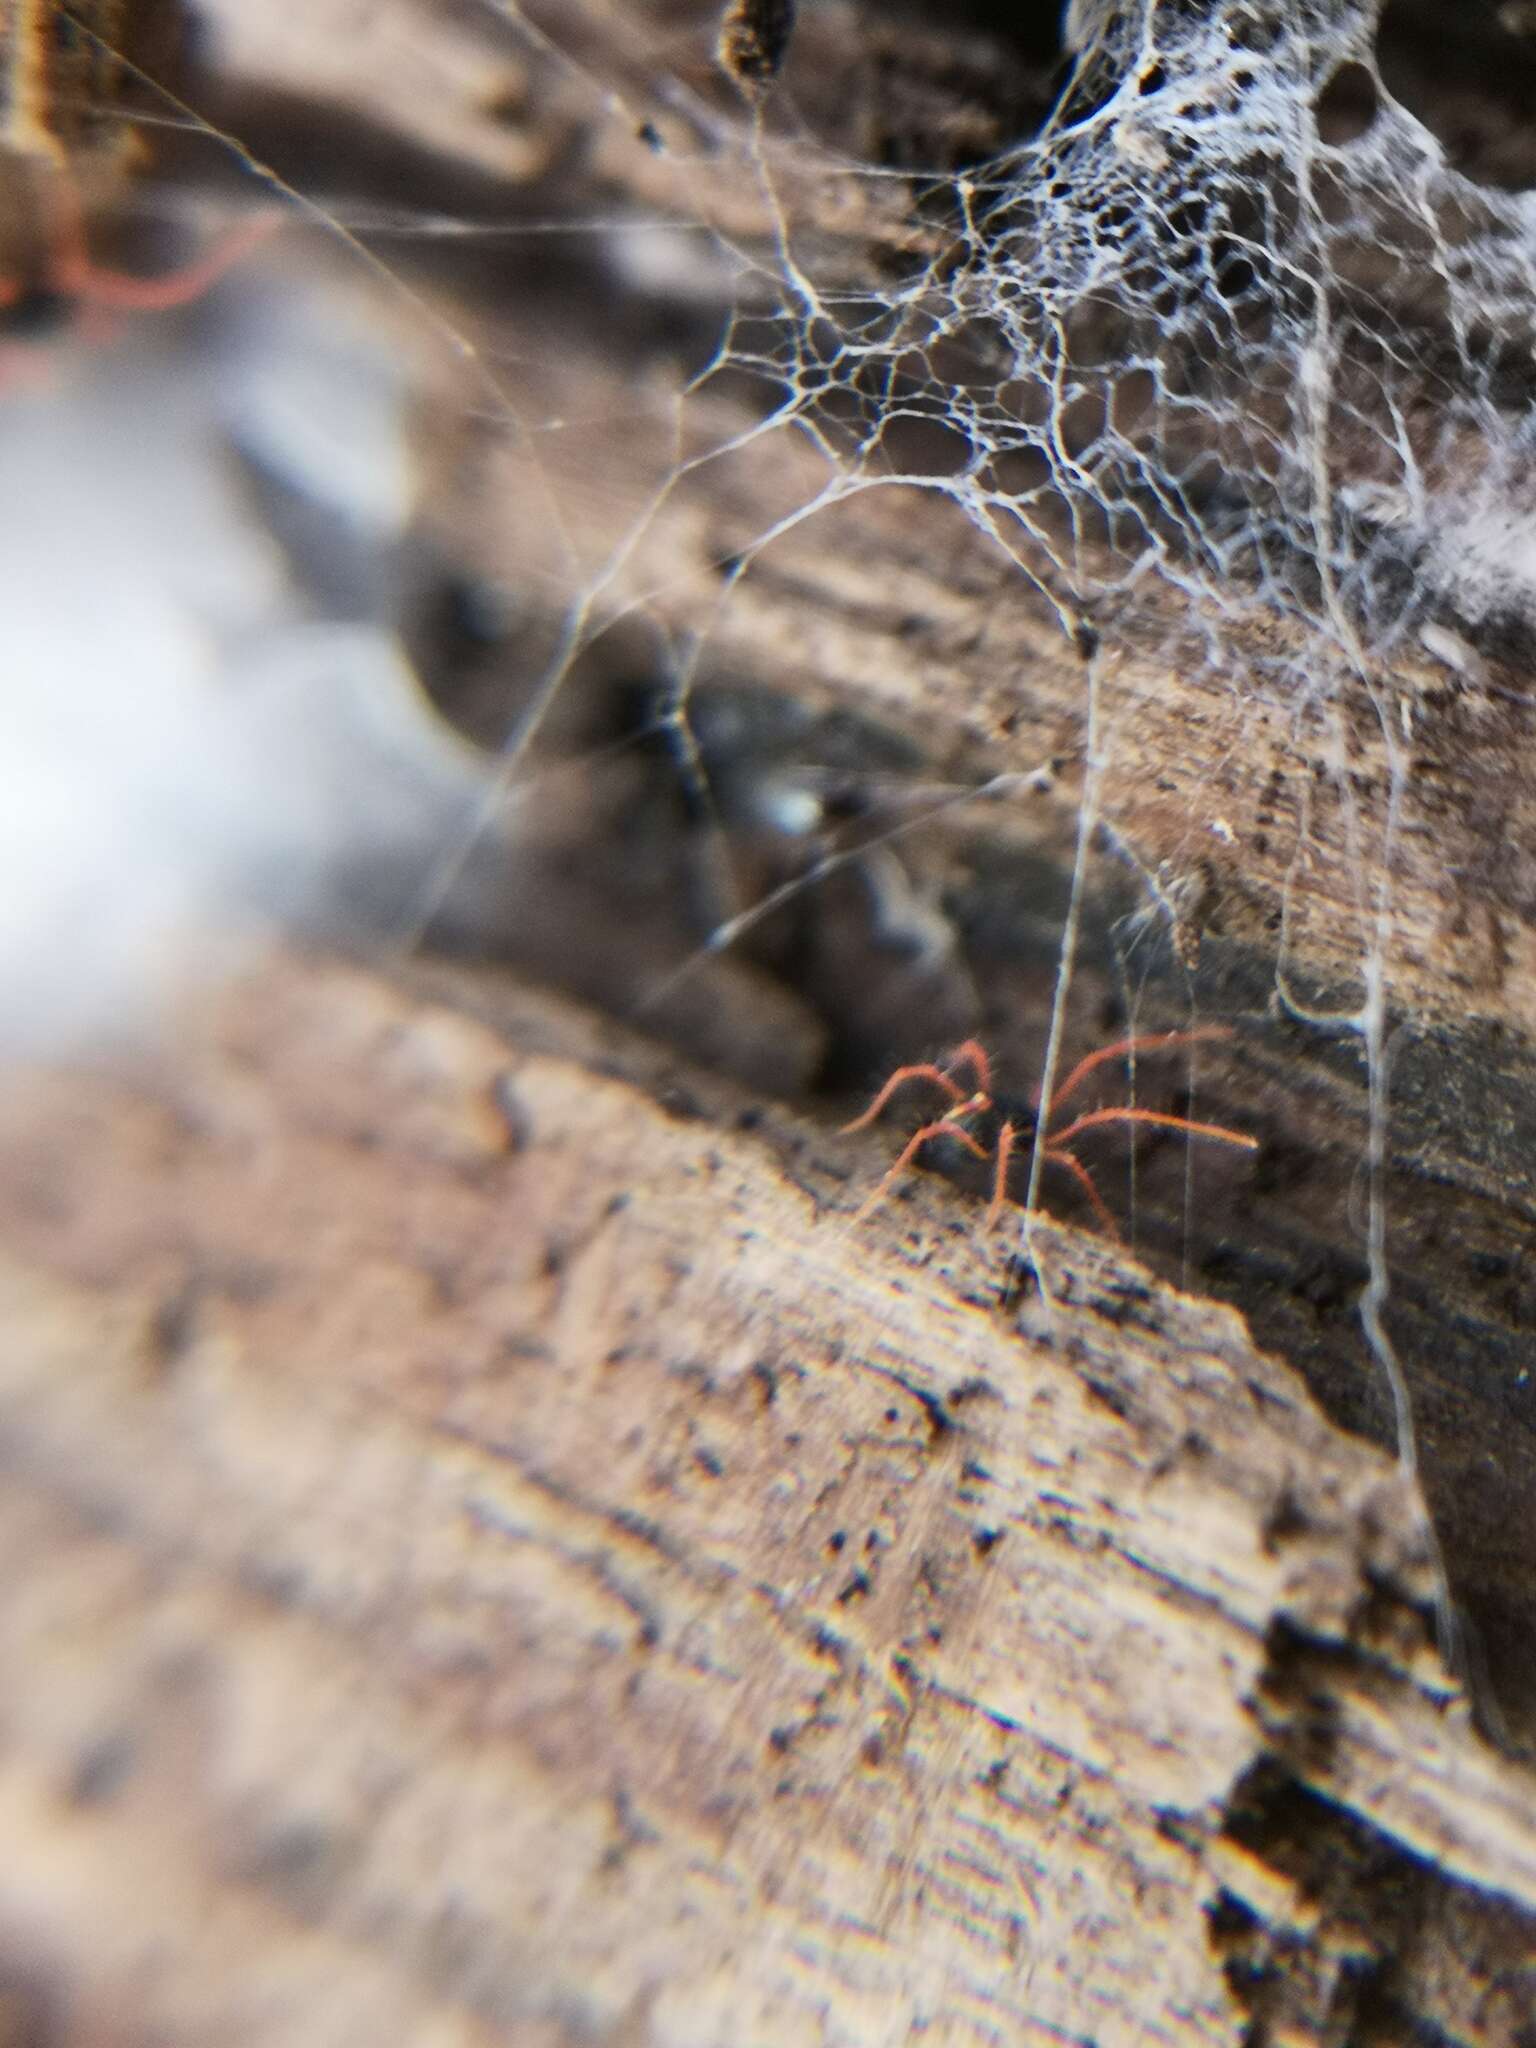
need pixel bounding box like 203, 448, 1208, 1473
0, 954, 1532, 2046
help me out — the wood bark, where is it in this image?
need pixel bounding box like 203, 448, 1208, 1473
1, 955, 1534, 2048
2, 1, 1536, 2041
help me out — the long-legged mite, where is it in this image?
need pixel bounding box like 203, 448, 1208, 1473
842, 1025, 1258, 1239
0, 1, 273, 349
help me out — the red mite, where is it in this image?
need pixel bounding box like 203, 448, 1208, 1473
842, 1026, 1258, 1239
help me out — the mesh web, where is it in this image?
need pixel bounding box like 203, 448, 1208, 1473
722, 0, 1535, 709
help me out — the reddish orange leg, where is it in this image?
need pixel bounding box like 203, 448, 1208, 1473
840, 1038, 993, 1135
1043, 1024, 1236, 1117
1041, 1143, 1122, 1239
68, 211, 282, 312
945, 1038, 995, 1100
37, 175, 283, 318
1047, 1104, 1259, 1154
984, 1118, 1018, 1234
840, 1063, 966, 1134
851, 1116, 989, 1222
1037, 1105, 1254, 1237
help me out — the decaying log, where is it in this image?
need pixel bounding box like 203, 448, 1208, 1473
0, 953, 1532, 2046
4, 0, 1536, 2040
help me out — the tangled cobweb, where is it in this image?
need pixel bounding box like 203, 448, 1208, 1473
743, 0, 1536, 703
414, 0, 1536, 1048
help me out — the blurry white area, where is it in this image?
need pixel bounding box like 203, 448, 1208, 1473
0, 268, 493, 1055
604, 217, 746, 308
219, 276, 419, 539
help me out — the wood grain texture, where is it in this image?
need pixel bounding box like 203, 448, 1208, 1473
0, 0, 130, 163
0, 954, 1531, 2045
2, 4, 1535, 2039
0, 0, 132, 293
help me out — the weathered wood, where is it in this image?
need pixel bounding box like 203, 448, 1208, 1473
0, 953, 1531, 2045
4, 2, 1536, 2039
